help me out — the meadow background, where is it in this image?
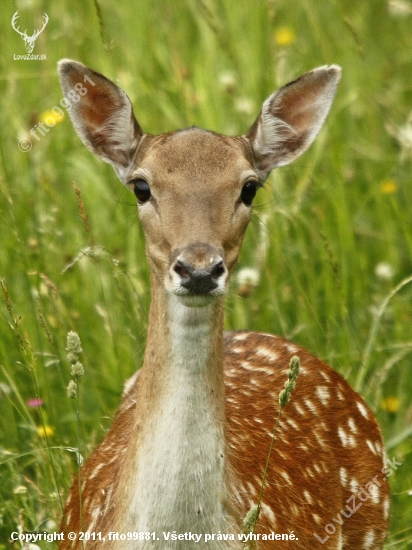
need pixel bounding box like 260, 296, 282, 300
1, 0, 412, 547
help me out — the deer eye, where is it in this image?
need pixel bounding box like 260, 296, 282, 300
131, 179, 151, 204
240, 181, 258, 206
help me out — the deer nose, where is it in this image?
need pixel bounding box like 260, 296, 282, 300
171, 245, 227, 295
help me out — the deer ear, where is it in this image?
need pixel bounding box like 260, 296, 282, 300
57, 59, 143, 181
246, 65, 341, 179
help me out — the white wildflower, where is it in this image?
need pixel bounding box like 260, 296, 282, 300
46, 519, 57, 530
237, 267, 260, 287
375, 262, 395, 280
235, 98, 255, 116
219, 71, 237, 92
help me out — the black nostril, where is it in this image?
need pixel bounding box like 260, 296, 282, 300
211, 261, 225, 281
174, 260, 191, 279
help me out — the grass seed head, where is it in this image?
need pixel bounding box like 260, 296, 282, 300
71, 361, 84, 379
66, 331, 83, 364
67, 379, 77, 399
279, 355, 300, 409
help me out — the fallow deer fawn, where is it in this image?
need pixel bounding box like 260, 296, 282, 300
58, 60, 389, 549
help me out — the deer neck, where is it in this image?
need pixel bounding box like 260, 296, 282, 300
116, 277, 234, 543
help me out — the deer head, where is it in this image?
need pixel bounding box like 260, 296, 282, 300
58, 60, 341, 305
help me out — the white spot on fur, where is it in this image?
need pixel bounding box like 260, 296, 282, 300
363, 530, 376, 549
312, 513, 321, 524
89, 463, 104, 480
279, 471, 292, 485
256, 347, 279, 362
338, 426, 349, 447
316, 385, 330, 405
233, 332, 248, 341
356, 401, 369, 419
368, 483, 380, 504
103, 485, 114, 515
319, 371, 331, 383
304, 398, 318, 414
303, 490, 313, 504
254, 476, 263, 487
261, 503, 276, 524
286, 417, 299, 430
294, 402, 305, 415
340, 467, 348, 486
305, 467, 315, 479
276, 449, 288, 460
85, 506, 101, 545
366, 440, 378, 455
290, 504, 299, 517
348, 417, 358, 434
350, 478, 359, 494
247, 482, 257, 497
383, 497, 390, 519
338, 427, 355, 447
240, 361, 276, 375
313, 463, 322, 474
260, 333, 278, 340
313, 430, 326, 446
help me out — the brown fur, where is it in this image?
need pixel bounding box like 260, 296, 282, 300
60, 332, 389, 549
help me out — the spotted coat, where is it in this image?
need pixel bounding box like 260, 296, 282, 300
60, 331, 389, 550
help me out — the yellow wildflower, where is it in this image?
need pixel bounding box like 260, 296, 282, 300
381, 396, 400, 413
39, 109, 64, 126
380, 179, 398, 194
274, 27, 296, 46
37, 425, 54, 437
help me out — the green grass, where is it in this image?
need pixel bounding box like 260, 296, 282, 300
1, 0, 412, 547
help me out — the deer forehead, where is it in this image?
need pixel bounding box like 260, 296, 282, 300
134, 128, 256, 193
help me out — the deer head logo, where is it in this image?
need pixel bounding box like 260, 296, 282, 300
11, 11, 49, 54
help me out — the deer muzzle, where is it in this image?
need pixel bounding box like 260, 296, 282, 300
169, 243, 228, 300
